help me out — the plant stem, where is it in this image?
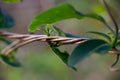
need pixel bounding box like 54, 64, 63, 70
103, 0, 119, 48
105, 23, 115, 34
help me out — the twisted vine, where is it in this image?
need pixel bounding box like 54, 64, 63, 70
0, 31, 88, 56
0, 30, 120, 71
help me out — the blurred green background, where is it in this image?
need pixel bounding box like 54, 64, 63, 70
0, 0, 120, 80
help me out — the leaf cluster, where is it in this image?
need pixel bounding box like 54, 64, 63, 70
0, 0, 119, 71
27, 3, 113, 70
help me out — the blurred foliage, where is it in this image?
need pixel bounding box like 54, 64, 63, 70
0, 7, 15, 80
1, 50, 21, 67
1, 0, 23, 3
8, 52, 71, 80
0, 8, 14, 29
0, 7, 19, 68
0, 8, 19, 68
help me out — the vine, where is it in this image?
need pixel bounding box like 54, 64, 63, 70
0, 0, 120, 71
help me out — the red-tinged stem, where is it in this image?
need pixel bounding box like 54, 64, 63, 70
109, 54, 120, 71
103, 0, 119, 48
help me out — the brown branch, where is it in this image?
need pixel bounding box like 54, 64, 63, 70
4, 31, 120, 53
0, 31, 89, 56
108, 48, 120, 55
2, 31, 120, 56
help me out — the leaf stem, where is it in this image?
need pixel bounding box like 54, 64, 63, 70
103, 0, 119, 48
105, 23, 115, 34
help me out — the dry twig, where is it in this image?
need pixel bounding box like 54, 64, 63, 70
0, 31, 89, 56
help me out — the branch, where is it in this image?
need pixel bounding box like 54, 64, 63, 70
0, 31, 89, 56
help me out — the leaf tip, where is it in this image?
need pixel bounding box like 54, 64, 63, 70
67, 61, 77, 71
0, 54, 21, 67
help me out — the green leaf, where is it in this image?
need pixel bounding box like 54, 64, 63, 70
85, 13, 106, 24
50, 45, 77, 71
65, 33, 91, 39
50, 46, 69, 64
45, 24, 65, 36
95, 44, 112, 54
28, 3, 107, 32
2, 0, 23, 3
45, 26, 68, 65
116, 41, 120, 47
0, 8, 14, 29
85, 13, 114, 33
68, 39, 111, 67
88, 31, 112, 42
28, 3, 84, 32
45, 24, 77, 70
0, 51, 21, 67
83, 13, 113, 33
45, 24, 69, 64
104, 30, 120, 47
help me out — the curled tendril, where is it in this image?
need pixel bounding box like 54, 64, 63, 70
109, 54, 120, 71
